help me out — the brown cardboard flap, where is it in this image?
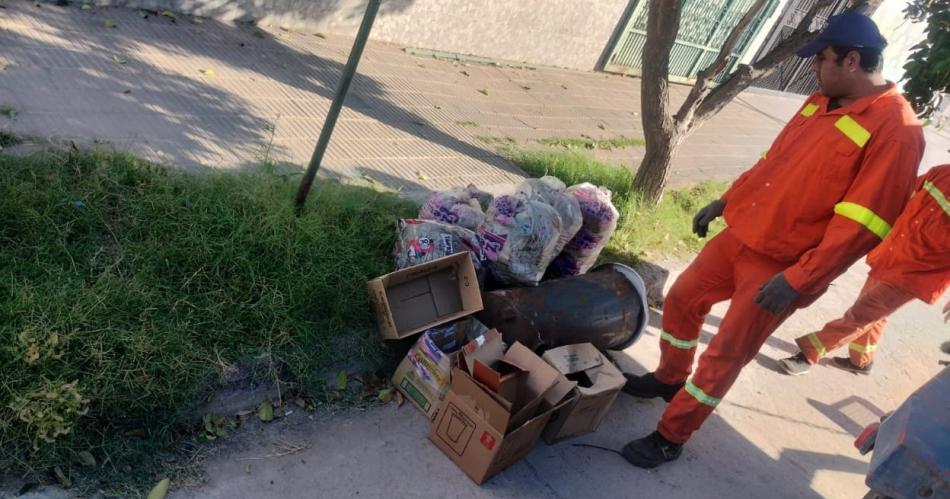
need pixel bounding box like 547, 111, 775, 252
450, 368, 511, 432
542, 343, 604, 375
460, 330, 505, 375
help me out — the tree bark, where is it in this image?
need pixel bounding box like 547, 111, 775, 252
633, 0, 684, 205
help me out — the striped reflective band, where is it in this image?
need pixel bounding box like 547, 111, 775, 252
924, 181, 950, 218
834, 202, 892, 239
684, 379, 721, 407
849, 342, 878, 353
801, 103, 820, 117
660, 331, 698, 350
807, 333, 828, 358
835, 115, 871, 147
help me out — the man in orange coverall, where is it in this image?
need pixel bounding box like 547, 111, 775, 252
620, 12, 925, 468
778, 164, 950, 376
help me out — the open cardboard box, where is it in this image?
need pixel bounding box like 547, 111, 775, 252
367, 252, 483, 340
429, 342, 577, 484
391, 319, 501, 419
541, 343, 626, 444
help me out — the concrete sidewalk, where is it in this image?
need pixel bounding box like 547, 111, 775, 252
1, 0, 805, 196
165, 260, 946, 499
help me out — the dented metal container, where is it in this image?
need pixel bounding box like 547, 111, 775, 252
475, 263, 649, 352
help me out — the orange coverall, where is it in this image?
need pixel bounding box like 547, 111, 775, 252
797, 165, 950, 367
656, 83, 924, 444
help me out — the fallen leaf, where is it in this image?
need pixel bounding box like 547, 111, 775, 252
460, 70, 470, 77
477, 88, 488, 96
395, 390, 405, 407
146, 478, 170, 499
112, 54, 127, 65
137, 10, 148, 18
104, 19, 116, 28
53, 466, 71, 488
335, 371, 348, 391
244, 463, 252, 474
258, 400, 274, 422
361, 174, 378, 184
597, 123, 606, 130
561, 84, 569, 90
377, 388, 393, 403
190, 16, 203, 24
123, 89, 132, 94
415, 171, 429, 181
294, 397, 307, 409
76, 451, 97, 467
0, 59, 7, 71
521, 85, 531, 91
80, 3, 91, 10
160, 10, 176, 19
313, 32, 327, 39
200, 68, 215, 77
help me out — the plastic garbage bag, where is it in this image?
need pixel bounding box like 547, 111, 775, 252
418, 185, 491, 231
548, 183, 619, 277
517, 176, 582, 257
477, 194, 562, 286
393, 219, 486, 278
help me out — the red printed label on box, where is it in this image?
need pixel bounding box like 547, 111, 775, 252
480, 431, 496, 450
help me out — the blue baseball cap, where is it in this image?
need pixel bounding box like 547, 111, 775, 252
796, 12, 887, 58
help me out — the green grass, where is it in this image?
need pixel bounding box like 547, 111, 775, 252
511, 149, 635, 204
510, 148, 726, 264
0, 104, 16, 119
537, 135, 645, 151
0, 147, 415, 491
0, 130, 19, 149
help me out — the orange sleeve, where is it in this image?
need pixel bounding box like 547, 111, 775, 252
783, 137, 921, 295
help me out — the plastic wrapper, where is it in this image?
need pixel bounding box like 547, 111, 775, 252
517, 176, 582, 257
393, 219, 486, 280
418, 185, 491, 231
477, 194, 563, 286
548, 183, 619, 277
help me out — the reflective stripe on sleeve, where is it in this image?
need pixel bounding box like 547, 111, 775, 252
834, 202, 892, 239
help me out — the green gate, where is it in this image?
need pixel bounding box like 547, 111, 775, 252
605, 0, 779, 83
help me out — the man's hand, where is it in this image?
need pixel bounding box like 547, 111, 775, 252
755, 272, 800, 315
943, 299, 949, 323
693, 199, 726, 238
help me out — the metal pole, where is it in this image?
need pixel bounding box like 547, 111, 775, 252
294, 0, 381, 213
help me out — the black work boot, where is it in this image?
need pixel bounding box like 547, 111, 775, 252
778, 352, 813, 376
622, 372, 683, 402
622, 431, 683, 469
830, 357, 872, 375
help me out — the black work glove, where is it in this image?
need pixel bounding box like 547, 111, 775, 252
692, 199, 726, 238
755, 272, 800, 316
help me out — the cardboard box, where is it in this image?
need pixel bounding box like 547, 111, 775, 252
429, 342, 577, 484
541, 343, 626, 444
391, 321, 500, 419
368, 253, 483, 340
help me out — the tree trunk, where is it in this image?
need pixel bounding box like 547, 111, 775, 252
633, 132, 681, 204
633, 0, 683, 205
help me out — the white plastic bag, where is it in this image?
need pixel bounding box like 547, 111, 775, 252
418, 185, 490, 231
393, 219, 486, 279
548, 183, 619, 276
477, 194, 562, 286
517, 176, 582, 257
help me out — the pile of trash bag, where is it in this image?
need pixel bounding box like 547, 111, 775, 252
393, 178, 619, 287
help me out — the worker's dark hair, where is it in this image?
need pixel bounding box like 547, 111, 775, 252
831, 44, 885, 73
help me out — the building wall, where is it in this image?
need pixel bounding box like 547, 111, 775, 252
91, 0, 633, 71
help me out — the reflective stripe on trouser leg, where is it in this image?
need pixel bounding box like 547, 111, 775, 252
805, 277, 912, 368
658, 244, 798, 444
656, 231, 738, 385
794, 332, 827, 365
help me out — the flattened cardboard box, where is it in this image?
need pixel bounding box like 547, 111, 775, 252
367, 252, 483, 340
541, 343, 626, 444
429, 343, 576, 484
391, 327, 501, 419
